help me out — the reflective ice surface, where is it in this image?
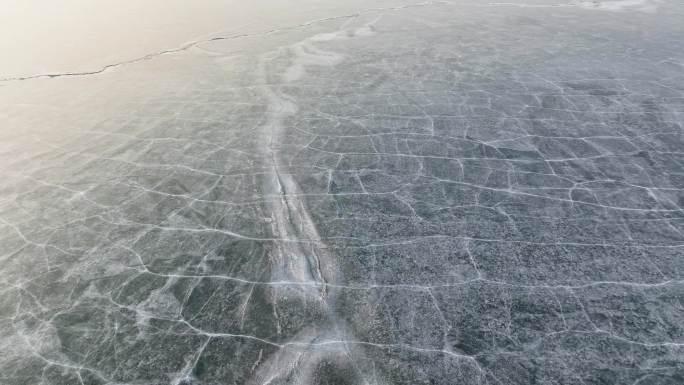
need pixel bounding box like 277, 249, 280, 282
1, 1, 684, 384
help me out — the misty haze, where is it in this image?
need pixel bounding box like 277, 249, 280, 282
0, 1, 683, 384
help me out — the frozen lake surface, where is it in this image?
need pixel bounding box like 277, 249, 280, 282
1, 1, 683, 384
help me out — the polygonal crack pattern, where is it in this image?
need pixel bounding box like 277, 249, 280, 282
1, 2, 684, 384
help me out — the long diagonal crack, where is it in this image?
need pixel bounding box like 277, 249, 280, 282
0, 1, 448, 83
